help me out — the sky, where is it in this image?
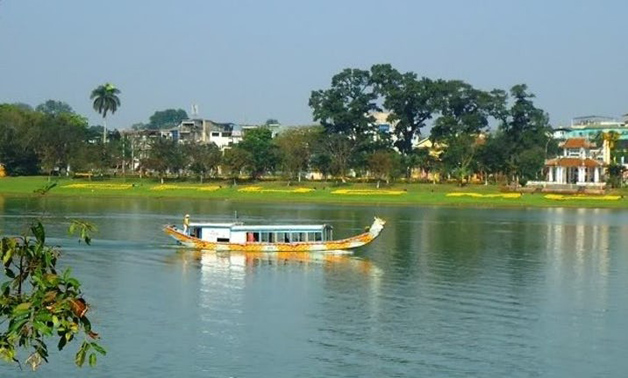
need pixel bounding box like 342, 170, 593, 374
1, 0, 626, 129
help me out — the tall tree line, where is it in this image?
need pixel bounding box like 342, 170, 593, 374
309, 64, 553, 185
0, 64, 554, 184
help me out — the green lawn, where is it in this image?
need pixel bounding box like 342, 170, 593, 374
0, 176, 626, 209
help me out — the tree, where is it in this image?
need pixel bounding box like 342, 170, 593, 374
309, 68, 379, 174
0, 190, 105, 370
430, 81, 506, 184
90, 83, 121, 144
188, 142, 222, 183
310, 150, 332, 181
368, 150, 399, 187
34, 113, 89, 178
411, 147, 439, 183
316, 134, 353, 179
370, 64, 438, 157
607, 162, 625, 188
237, 127, 278, 179
147, 109, 188, 130
275, 126, 319, 182
11, 103, 33, 112
222, 147, 251, 184
498, 84, 551, 185
0, 104, 40, 175
141, 138, 186, 183
264, 118, 279, 126
476, 133, 509, 184
35, 100, 74, 116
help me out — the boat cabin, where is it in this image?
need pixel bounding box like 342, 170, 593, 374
187, 222, 333, 244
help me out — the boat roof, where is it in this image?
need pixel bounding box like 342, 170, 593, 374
189, 222, 241, 228
232, 224, 331, 232
189, 222, 331, 231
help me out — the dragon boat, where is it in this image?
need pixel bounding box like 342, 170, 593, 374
164, 216, 385, 252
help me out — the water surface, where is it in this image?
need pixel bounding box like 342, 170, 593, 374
0, 196, 626, 377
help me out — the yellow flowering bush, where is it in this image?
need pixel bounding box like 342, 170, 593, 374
331, 189, 405, 195
237, 186, 314, 193
150, 185, 220, 191
238, 186, 263, 192
446, 192, 522, 199
62, 183, 133, 190
544, 194, 621, 201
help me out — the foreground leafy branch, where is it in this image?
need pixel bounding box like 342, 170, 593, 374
0, 220, 105, 370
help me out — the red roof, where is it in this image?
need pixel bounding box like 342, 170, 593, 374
545, 157, 603, 168
560, 138, 596, 149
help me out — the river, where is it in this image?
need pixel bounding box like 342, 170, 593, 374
0, 196, 627, 377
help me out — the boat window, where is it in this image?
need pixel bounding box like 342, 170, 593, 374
290, 232, 306, 242
261, 232, 270, 243
247, 232, 260, 242
277, 232, 289, 242
307, 232, 322, 242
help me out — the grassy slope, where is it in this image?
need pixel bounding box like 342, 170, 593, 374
0, 176, 627, 209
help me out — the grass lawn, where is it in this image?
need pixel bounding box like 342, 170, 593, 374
0, 176, 627, 209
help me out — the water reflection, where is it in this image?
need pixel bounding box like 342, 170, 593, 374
168, 249, 380, 276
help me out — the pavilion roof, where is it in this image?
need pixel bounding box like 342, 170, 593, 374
545, 157, 603, 168
560, 138, 596, 149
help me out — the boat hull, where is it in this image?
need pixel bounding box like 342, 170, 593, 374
164, 217, 385, 252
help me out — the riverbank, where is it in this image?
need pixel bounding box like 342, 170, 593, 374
0, 176, 627, 208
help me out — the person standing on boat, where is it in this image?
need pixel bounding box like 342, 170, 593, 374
183, 214, 190, 235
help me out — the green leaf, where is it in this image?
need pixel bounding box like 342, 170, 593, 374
57, 334, 67, 350
90, 342, 107, 355
68, 220, 97, 245
31, 221, 46, 244
66, 278, 81, 289
88, 353, 97, 367
74, 341, 89, 367
62, 268, 72, 281
1, 281, 11, 296
13, 302, 32, 314
2, 247, 13, 265
4, 268, 15, 279
33, 321, 52, 336
8, 317, 29, 334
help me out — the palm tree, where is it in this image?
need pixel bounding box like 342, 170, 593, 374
90, 83, 121, 143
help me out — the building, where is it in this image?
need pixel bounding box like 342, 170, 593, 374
541, 138, 606, 186
169, 119, 242, 150
554, 115, 628, 143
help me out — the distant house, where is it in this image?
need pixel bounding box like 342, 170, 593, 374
169, 119, 242, 150
542, 138, 605, 186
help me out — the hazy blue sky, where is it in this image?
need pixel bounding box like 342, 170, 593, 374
1, 0, 626, 129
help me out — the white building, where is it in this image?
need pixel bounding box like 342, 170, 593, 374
543, 138, 605, 186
